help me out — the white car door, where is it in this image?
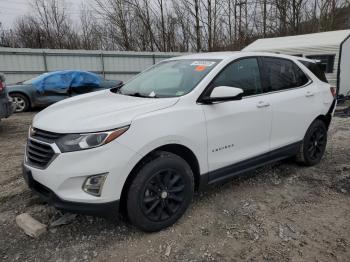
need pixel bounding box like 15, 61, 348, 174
201, 58, 272, 177
259, 57, 322, 150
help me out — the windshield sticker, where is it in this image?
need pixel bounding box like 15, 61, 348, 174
195, 65, 207, 72
191, 61, 216, 67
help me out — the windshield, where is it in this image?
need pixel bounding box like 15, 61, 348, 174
119, 59, 221, 98
23, 73, 50, 85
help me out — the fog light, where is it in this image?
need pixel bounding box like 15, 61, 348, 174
82, 173, 107, 196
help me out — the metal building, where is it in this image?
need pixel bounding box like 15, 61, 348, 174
0, 47, 183, 84
243, 30, 350, 98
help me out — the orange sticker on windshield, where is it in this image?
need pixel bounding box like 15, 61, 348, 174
195, 65, 206, 72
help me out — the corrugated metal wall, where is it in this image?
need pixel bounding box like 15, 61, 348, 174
0, 48, 184, 84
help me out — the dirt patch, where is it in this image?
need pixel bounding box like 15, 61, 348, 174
0, 113, 349, 261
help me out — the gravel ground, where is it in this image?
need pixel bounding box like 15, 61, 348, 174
0, 111, 349, 262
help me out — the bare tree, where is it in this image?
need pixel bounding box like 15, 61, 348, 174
1, 0, 350, 51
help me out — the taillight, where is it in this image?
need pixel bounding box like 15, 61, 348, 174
0, 81, 5, 92
330, 86, 337, 98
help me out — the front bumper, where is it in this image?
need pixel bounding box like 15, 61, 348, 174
23, 164, 119, 217
23, 135, 140, 209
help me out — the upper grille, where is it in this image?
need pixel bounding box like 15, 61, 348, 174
26, 139, 56, 168
31, 128, 63, 143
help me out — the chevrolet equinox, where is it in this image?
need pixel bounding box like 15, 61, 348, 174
23, 52, 336, 231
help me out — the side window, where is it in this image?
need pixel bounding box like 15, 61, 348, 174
305, 54, 335, 73
261, 57, 308, 91
211, 58, 262, 97
300, 60, 328, 83
294, 64, 309, 86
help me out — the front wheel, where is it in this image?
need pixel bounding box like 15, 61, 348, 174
296, 119, 328, 166
126, 152, 194, 232
10, 93, 30, 112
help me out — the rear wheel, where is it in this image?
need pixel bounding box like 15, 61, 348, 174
10, 93, 30, 112
296, 119, 327, 166
126, 152, 194, 232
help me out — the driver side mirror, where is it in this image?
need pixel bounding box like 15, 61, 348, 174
201, 86, 244, 104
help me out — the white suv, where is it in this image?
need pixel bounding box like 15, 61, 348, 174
23, 52, 336, 231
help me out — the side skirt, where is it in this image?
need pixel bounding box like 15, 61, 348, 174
199, 141, 301, 188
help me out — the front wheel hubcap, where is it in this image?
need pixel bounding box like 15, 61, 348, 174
13, 97, 26, 112
161, 191, 168, 199
141, 169, 185, 222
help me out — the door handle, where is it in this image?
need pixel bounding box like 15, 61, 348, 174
305, 91, 314, 97
257, 101, 270, 108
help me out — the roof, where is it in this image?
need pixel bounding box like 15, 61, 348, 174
169, 51, 317, 63
243, 30, 350, 51
169, 51, 240, 61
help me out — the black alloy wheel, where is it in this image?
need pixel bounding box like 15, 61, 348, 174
141, 169, 185, 222
297, 119, 327, 166
126, 151, 194, 232
306, 125, 327, 161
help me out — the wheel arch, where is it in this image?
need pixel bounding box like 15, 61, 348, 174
315, 99, 336, 130
314, 114, 331, 130
119, 143, 201, 214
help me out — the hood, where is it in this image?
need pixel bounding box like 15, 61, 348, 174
33, 90, 179, 133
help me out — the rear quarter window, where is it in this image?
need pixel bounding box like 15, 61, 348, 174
299, 61, 328, 83
260, 57, 309, 92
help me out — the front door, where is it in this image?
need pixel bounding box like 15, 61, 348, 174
202, 57, 272, 174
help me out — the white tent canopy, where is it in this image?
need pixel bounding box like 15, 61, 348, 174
243, 30, 350, 51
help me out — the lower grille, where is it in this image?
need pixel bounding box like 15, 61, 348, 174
27, 139, 55, 168
31, 177, 51, 198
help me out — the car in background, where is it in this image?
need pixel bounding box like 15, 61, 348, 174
7, 71, 122, 112
0, 73, 15, 121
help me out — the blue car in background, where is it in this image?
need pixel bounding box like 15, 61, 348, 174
7, 71, 122, 112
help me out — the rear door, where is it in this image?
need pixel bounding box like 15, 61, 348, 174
260, 57, 322, 150
202, 57, 272, 173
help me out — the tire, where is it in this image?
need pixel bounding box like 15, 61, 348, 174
126, 151, 194, 232
296, 119, 327, 166
10, 93, 30, 112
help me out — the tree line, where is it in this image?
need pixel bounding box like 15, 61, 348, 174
1, 0, 350, 52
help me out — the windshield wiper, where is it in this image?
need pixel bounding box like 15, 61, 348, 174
124, 92, 158, 98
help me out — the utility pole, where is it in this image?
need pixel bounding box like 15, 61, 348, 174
263, 0, 267, 37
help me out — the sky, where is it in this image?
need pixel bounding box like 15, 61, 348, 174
0, 0, 95, 28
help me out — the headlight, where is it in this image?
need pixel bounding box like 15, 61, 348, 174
56, 126, 129, 152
